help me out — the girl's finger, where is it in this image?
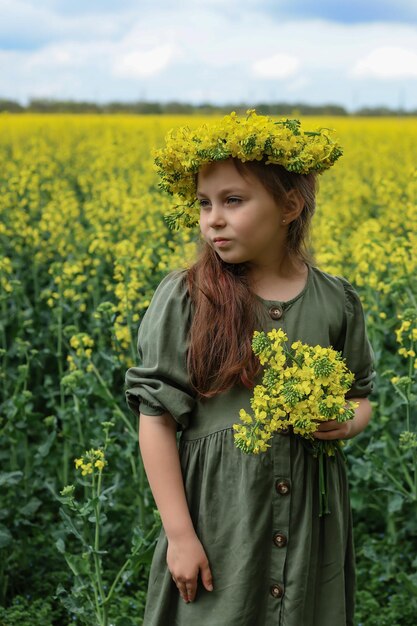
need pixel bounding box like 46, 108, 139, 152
186, 583, 196, 602
174, 579, 193, 603
314, 429, 342, 440
316, 420, 338, 431
178, 585, 189, 602
200, 562, 214, 591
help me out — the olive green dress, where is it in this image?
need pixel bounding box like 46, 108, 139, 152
125, 265, 375, 626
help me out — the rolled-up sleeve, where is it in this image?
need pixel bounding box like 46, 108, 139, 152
338, 277, 376, 399
124, 270, 196, 430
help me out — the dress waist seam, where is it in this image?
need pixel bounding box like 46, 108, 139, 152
180, 425, 233, 443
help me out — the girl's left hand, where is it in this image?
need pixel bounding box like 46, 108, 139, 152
313, 397, 373, 441
313, 419, 353, 440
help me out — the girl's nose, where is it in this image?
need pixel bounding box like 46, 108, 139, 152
207, 204, 226, 228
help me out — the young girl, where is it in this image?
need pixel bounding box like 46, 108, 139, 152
125, 111, 375, 626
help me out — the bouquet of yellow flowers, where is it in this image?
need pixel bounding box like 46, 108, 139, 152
233, 329, 358, 515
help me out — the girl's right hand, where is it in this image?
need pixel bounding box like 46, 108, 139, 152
167, 533, 214, 603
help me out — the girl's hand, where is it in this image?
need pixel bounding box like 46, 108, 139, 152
313, 419, 353, 440
313, 397, 373, 441
167, 533, 214, 603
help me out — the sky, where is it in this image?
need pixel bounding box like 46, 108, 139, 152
1, 0, 417, 112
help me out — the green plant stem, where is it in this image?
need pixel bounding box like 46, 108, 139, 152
82, 514, 102, 624
406, 348, 416, 499
123, 265, 138, 366
73, 393, 85, 447
386, 508, 396, 539
23, 349, 31, 492
385, 435, 415, 493
369, 451, 413, 500
405, 286, 417, 309
91, 579, 103, 626
282, 345, 304, 368
104, 523, 157, 606
92, 471, 108, 626
405, 351, 413, 433
127, 451, 147, 527
32, 259, 39, 304
0, 296, 7, 401
138, 457, 146, 527
128, 451, 138, 481
0, 559, 8, 605
413, 449, 417, 502
56, 297, 69, 485
88, 361, 137, 439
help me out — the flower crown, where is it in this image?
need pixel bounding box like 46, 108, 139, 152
153, 109, 343, 229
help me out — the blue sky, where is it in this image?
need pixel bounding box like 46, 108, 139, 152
1, 0, 417, 111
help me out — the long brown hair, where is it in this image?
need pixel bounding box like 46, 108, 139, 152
187, 158, 317, 398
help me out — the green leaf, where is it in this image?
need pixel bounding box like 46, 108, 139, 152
398, 571, 417, 594
19, 496, 42, 517
87, 512, 107, 525
55, 538, 65, 554
115, 618, 136, 626
55, 582, 95, 619
37, 431, 56, 457
388, 493, 404, 513
0, 523, 13, 548
0, 471, 23, 487
78, 501, 94, 517
64, 553, 91, 577
59, 508, 88, 547
133, 544, 156, 565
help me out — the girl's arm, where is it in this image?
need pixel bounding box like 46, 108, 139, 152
313, 397, 372, 440
139, 412, 214, 602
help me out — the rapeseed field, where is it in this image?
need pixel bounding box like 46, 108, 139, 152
0, 114, 416, 625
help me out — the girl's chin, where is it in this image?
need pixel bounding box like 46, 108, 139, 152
214, 250, 249, 264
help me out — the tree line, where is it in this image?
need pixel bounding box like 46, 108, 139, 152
1, 98, 416, 116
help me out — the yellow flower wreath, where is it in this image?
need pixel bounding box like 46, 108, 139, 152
153, 109, 343, 228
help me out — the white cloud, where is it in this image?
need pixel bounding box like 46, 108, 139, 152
1, 2, 417, 109
251, 54, 299, 79
0, 0, 128, 46
17, 40, 114, 72
351, 46, 417, 79
112, 44, 177, 78
286, 76, 311, 93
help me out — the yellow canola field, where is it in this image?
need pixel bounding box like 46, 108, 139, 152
0, 114, 416, 370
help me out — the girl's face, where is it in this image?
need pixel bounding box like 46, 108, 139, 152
197, 159, 287, 268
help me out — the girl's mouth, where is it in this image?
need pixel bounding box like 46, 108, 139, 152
213, 238, 231, 247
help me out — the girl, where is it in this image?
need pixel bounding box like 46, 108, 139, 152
125, 111, 375, 626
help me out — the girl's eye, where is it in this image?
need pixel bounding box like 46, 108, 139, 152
198, 197, 241, 209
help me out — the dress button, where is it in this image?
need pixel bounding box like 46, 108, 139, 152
275, 479, 291, 495
270, 584, 284, 599
269, 305, 283, 320
273, 532, 288, 548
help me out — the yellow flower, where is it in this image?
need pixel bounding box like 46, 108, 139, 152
74, 448, 106, 475
94, 459, 105, 471
70, 336, 80, 350
81, 463, 93, 476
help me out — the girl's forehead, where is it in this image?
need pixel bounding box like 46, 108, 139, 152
197, 159, 249, 188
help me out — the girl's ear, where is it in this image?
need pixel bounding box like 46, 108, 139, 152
283, 189, 305, 223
